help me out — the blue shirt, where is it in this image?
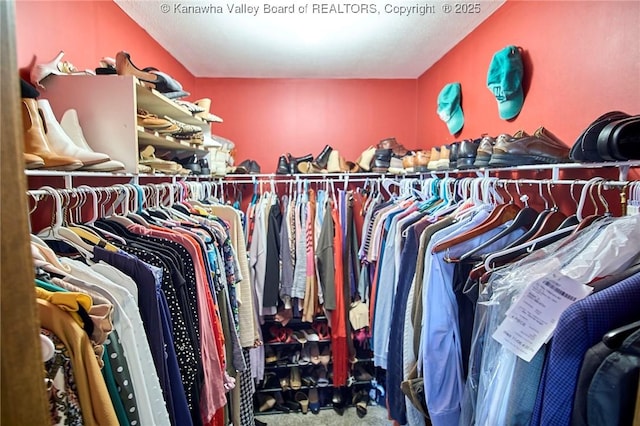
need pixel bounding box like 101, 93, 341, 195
421, 208, 525, 426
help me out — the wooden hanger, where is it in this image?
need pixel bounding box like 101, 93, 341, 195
432, 179, 519, 254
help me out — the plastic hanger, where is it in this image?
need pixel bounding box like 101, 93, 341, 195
432, 178, 519, 254
36, 186, 95, 259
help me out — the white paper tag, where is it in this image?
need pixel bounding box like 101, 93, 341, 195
492, 272, 593, 362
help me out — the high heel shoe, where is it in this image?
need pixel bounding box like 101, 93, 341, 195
30, 51, 92, 89
22, 98, 82, 171
38, 99, 110, 167
116, 52, 189, 99
30, 51, 65, 89
115, 51, 158, 85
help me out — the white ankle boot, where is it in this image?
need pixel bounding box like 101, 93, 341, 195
60, 109, 125, 172
37, 99, 110, 167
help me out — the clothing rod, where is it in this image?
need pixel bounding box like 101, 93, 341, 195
27, 177, 636, 199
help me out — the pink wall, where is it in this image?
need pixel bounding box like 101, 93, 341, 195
15, 0, 195, 94
196, 78, 418, 171
417, 1, 640, 148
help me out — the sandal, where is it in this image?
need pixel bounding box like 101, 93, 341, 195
136, 108, 172, 129
295, 391, 309, 414
319, 345, 331, 367
302, 329, 320, 342
353, 389, 369, 418
309, 342, 320, 365
299, 345, 311, 365
257, 394, 276, 412
139, 145, 181, 173
312, 321, 331, 340
353, 364, 373, 382
292, 330, 307, 344
315, 365, 329, 387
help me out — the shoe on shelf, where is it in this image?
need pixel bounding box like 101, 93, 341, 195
436, 144, 450, 170
292, 330, 308, 344
309, 342, 321, 365
413, 150, 430, 172
193, 98, 223, 123
299, 345, 311, 365
427, 147, 440, 170
489, 127, 570, 167
457, 139, 481, 170
24, 153, 45, 169
597, 115, 640, 161
287, 153, 313, 174
356, 146, 376, 172
257, 394, 276, 412
352, 389, 370, 418
30, 50, 93, 89
276, 155, 290, 175
332, 387, 345, 416
60, 109, 125, 172
377, 137, 409, 157
312, 144, 333, 170
312, 321, 330, 340
302, 329, 320, 342
174, 99, 205, 114
290, 366, 302, 390
22, 98, 82, 171
449, 142, 460, 169
38, 99, 110, 167
295, 391, 310, 414
138, 145, 181, 173
319, 346, 331, 367
371, 148, 392, 173
308, 388, 320, 415
474, 135, 495, 168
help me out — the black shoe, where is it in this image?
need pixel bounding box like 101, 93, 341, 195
371, 148, 392, 173
175, 154, 201, 174
255, 419, 267, 426
249, 160, 261, 174
287, 153, 313, 174
332, 387, 345, 416
276, 155, 290, 174
199, 158, 210, 175
449, 142, 460, 169
312, 145, 333, 170
457, 139, 480, 169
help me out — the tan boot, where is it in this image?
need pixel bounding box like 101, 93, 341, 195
24, 153, 44, 169
427, 147, 440, 170
22, 98, 82, 170
356, 146, 376, 172
436, 144, 450, 170
327, 150, 341, 173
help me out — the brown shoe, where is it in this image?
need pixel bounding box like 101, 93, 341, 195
474, 135, 496, 168
402, 154, 416, 173
414, 150, 431, 172
377, 137, 408, 157
489, 128, 570, 167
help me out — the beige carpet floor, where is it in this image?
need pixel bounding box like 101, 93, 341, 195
254, 404, 392, 425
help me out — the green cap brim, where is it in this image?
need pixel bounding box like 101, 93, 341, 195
446, 104, 464, 135
497, 87, 524, 120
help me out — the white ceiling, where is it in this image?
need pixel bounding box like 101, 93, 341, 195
115, 0, 505, 79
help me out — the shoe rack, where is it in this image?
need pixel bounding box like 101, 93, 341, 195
40, 74, 209, 174
255, 316, 377, 416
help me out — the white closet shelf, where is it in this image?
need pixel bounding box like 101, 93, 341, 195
137, 128, 208, 155
217, 160, 640, 182
135, 80, 206, 127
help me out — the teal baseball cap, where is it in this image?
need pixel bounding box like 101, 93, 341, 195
487, 45, 524, 120
437, 82, 464, 135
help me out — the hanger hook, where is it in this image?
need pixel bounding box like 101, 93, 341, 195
546, 180, 557, 210
597, 181, 610, 215
538, 181, 548, 210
